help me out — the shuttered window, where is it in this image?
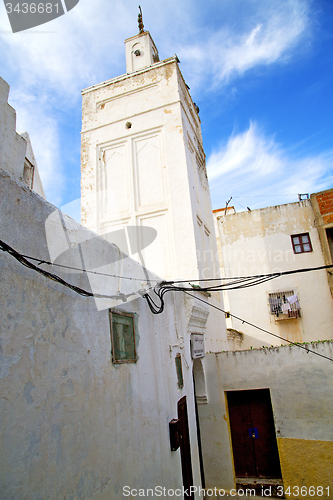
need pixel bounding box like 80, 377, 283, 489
291, 233, 312, 254
109, 310, 137, 364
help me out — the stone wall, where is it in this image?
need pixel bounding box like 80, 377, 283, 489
199, 342, 333, 498
0, 168, 203, 499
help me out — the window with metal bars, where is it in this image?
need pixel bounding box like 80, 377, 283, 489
268, 291, 301, 320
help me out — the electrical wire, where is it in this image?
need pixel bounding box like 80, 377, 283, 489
19, 253, 160, 282
3, 238, 332, 290
0, 239, 148, 301
2, 237, 332, 361
181, 290, 333, 362
1, 238, 283, 298
163, 264, 333, 287
2, 237, 333, 299
143, 283, 333, 362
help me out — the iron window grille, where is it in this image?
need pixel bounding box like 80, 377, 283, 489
268, 290, 301, 320
291, 233, 312, 254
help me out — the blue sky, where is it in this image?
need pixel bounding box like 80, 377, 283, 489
1, 0, 333, 218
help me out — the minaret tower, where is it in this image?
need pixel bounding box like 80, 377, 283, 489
81, 11, 220, 286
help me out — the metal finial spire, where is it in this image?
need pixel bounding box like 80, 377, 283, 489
138, 5, 144, 33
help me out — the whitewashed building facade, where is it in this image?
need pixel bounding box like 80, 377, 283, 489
2, 19, 333, 500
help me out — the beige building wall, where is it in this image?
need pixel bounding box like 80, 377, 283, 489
214, 200, 333, 349
199, 343, 333, 498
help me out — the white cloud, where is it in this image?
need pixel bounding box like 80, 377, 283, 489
179, 0, 310, 89
0, 0, 131, 95
207, 122, 333, 210
0, 0, 311, 97
0, 0, 174, 204
0, 0, 126, 204
208, 123, 282, 179
0, 0, 315, 207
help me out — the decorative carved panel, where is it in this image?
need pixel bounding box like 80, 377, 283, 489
134, 133, 165, 209
98, 142, 129, 220
138, 212, 169, 278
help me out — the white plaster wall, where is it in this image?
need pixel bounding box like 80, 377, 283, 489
0, 78, 46, 199
81, 60, 199, 282
0, 77, 27, 180
0, 169, 203, 499
81, 58, 227, 353
199, 342, 333, 489
176, 70, 226, 353
125, 32, 159, 73
20, 131, 46, 199
215, 202, 333, 348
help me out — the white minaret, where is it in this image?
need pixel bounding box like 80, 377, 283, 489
81, 27, 221, 287
81, 11, 227, 350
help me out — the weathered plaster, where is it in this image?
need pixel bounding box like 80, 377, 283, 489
278, 437, 333, 498
199, 343, 333, 492
0, 170, 202, 499
310, 188, 333, 297
81, 39, 227, 353
214, 201, 333, 348
0, 77, 27, 180
20, 132, 45, 199
0, 78, 46, 201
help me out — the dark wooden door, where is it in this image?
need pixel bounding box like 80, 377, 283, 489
178, 396, 194, 499
227, 389, 282, 479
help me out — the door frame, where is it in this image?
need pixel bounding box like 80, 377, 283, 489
226, 388, 282, 480
178, 396, 194, 499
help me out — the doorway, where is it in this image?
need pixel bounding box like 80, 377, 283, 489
227, 389, 282, 479
178, 396, 194, 498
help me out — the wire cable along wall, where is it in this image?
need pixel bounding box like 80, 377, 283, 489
0, 239, 150, 301
1, 237, 333, 362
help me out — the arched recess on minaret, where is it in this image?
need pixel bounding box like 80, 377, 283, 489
193, 358, 208, 405
131, 42, 145, 72
187, 303, 209, 404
